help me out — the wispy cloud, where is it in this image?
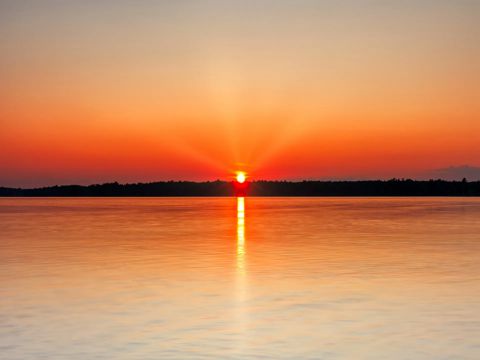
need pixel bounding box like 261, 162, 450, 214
429, 165, 480, 181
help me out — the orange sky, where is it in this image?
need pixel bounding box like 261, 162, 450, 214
1, 1, 479, 187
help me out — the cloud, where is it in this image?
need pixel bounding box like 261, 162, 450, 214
429, 165, 480, 181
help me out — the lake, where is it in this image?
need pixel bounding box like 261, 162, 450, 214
1, 197, 479, 359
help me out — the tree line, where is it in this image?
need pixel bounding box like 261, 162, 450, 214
1, 179, 479, 196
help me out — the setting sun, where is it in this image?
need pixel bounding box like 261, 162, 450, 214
236, 172, 246, 183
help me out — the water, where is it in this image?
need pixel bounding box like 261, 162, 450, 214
1, 197, 479, 359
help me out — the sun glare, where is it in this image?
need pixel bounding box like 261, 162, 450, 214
236, 172, 246, 183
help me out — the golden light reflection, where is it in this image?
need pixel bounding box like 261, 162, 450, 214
235, 196, 247, 350
236, 197, 245, 273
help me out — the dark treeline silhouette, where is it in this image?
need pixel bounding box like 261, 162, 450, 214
1, 179, 480, 196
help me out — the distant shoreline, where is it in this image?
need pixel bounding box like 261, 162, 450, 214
1, 179, 479, 197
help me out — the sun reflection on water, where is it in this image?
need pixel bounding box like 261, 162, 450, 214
236, 197, 245, 273
235, 196, 248, 352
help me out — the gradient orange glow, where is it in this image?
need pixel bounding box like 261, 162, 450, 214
1, 1, 479, 187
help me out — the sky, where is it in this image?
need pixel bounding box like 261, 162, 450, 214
1, 0, 479, 187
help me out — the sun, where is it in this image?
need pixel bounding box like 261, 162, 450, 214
236, 172, 246, 183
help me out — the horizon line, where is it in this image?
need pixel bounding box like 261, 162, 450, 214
1, 177, 478, 191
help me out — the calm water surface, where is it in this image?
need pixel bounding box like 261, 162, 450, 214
1, 197, 480, 359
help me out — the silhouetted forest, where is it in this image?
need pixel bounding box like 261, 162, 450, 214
1, 179, 479, 196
